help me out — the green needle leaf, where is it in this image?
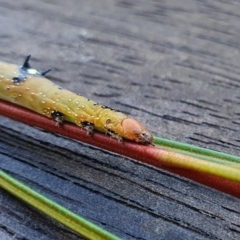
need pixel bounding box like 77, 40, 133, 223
0, 169, 121, 240
153, 136, 240, 166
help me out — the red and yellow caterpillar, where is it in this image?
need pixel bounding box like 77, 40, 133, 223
0, 56, 153, 144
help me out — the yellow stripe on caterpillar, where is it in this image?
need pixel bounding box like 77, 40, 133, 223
0, 55, 153, 144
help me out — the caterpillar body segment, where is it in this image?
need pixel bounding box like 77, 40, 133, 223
0, 56, 153, 144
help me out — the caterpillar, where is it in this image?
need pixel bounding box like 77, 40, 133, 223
0, 55, 153, 144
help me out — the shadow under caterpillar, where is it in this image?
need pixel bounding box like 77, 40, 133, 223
0, 55, 153, 144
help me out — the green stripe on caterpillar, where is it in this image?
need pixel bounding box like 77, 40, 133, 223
0, 55, 153, 144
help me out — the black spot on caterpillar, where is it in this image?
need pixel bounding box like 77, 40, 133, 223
51, 110, 64, 125
0, 55, 153, 144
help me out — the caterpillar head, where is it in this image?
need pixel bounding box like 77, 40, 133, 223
121, 118, 153, 144
94, 110, 153, 144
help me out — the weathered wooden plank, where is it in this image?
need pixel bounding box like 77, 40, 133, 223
1, 121, 240, 239
0, 0, 240, 239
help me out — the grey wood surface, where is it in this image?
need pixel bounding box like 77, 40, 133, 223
0, 0, 240, 239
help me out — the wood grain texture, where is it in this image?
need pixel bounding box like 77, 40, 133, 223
0, 0, 240, 239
